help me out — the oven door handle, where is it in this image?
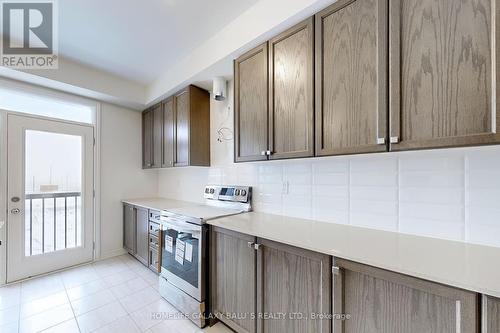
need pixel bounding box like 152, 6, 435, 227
161, 220, 201, 234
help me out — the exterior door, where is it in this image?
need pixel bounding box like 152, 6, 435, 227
7, 114, 94, 282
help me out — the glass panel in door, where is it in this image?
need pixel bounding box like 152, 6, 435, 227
24, 130, 83, 256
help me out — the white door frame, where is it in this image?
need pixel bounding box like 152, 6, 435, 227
0, 107, 102, 285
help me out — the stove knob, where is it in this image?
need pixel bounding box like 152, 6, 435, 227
210, 188, 215, 194
235, 189, 240, 196
205, 188, 209, 194
240, 189, 247, 196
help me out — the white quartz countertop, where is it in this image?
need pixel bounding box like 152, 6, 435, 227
207, 211, 500, 299
121, 197, 195, 211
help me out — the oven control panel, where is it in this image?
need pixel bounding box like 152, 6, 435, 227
204, 185, 251, 203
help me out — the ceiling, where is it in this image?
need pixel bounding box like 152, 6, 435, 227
58, 0, 258, 85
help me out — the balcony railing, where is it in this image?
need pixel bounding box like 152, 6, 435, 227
25, 191, 81, 256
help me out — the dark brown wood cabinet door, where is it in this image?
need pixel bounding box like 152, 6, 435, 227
256, 239, 331, 333
188, 86, 211, 166
316, 0, 388, 156
211, 227, 257, 333
123, 204, 136, 254
390, 0, 500, 150
135, 207, 149, 266
333, 259, 479, 333
175, 89, 190, 166
142, 110, 154, 168
162, 98, 175, 168
152, 103, 163, 168
483, 295, 500, 332
269, 18, 314, 160
235, 43, 269, 162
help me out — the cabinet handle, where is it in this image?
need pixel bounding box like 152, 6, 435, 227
266, 150, 273, 156
260, 151, 266, 156
390, 136, 399, 144
377, 138, 386, 145
247, 241, 255, 249
254, 243, 261, 250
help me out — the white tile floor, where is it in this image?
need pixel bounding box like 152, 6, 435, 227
0, 255, 233, 333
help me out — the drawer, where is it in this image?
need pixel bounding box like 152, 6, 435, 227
149, 234, 159, 250
149, 211, 161, 224
149, 221, 160, 237
149, 248, 160, 273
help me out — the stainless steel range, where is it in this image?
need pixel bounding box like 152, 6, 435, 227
158, 185, 252, 328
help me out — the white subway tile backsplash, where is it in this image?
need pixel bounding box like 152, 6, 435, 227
350, 186, 398, 202
399, 217, 464, 241
158, 143, 500, 249
399, 171, 464, 188
400, 203, 464, 222
399, 188, 464, 205
350, 213, 398, 232
312, 185, 348, 197
350, 172, 398, 187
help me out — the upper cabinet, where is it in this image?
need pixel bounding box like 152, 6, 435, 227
316, 0, 388, 156
142, 85, 210, 169
142, 108, 154, 168
162, 97, 175, 168
235, 18, 314, 162
269, 18, 314, 160
389, 0, 500, 150
234, 43, 269, 162
234, 0, 500, 162
152, 103, 163, 168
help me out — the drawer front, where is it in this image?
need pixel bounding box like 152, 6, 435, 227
149, 211, 161, 224
149, 234, 159, 250
149, 221, 160, 237
149, 248, 160, 273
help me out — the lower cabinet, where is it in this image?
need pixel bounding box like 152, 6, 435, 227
210, 227, 332, 333
333, 258, 479, 333
211, 227, 258, 333
123, 204, 150, 266
123, 204, 136, 254
135, 206, 149, 265
210, 227, 489, 333
257, 238, 332, 333
483, 295, 500, 332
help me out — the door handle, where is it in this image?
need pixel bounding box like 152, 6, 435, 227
10, 208, 20, 214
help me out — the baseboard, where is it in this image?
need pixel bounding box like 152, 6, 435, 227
99, 248, 127, 260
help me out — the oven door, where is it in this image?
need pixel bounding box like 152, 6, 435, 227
160, 218, 206, 302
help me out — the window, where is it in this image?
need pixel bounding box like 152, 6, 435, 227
0, 79, 96, 124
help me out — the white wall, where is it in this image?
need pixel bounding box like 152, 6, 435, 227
158, 81, 500, 249
147, 0, 335, 103
0, 58, 146, 110
100, 103, 158, 258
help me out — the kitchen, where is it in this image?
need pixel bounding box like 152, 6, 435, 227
0, 0, 500, 332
